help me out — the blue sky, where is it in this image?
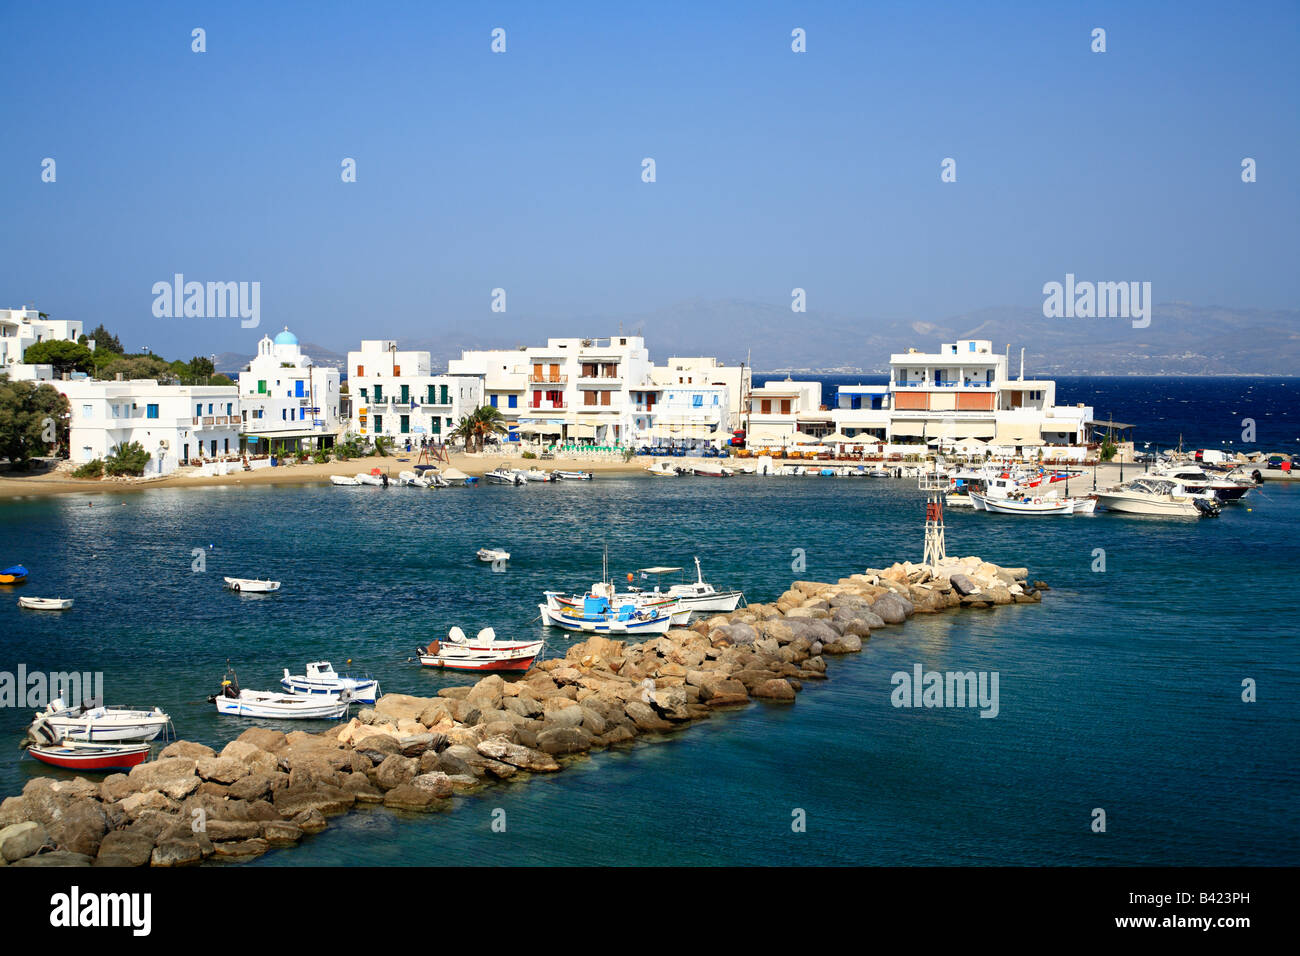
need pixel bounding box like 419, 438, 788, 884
2, 0, 1296, 360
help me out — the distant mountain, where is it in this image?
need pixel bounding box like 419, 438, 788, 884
214, 302, 1300, 377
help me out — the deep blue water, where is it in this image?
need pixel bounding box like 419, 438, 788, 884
758, 374, 1300, 453
1, 463, 1297, 865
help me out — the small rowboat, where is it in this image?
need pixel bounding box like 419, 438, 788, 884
477, 548, 510, 563
538, 599, 673, 635
210, 665, 350, 719
0, 564, 29, 585
417, 627, 543, 672
18, 597, 73, 611
224, 577, 281, 592
28, 741, 152, 772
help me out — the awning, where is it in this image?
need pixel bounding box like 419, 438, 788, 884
571, 424, 597, 438
518, 422, 561, 434
992, 426, 1045, 446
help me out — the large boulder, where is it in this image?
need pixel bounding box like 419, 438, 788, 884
271, 785, 355, 818
236, 728, 288, 753
0, 822, 49, 862
751, 678, 797, 701
374, 694, 440, 723
158, 741, 215, 761
476, 737, 561, 772
93, 830, 154, 867
128, 757, 201, 800
870, 592, 912, 624
373, 755, 419, 790
536, 728, 592, 756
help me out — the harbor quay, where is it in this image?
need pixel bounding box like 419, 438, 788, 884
0, 555, 1040, 866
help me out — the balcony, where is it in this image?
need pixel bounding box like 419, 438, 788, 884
527, 373, 568, 385
529, 400, 567, 411
192, 416, 235, 427
577, 375, 622, 386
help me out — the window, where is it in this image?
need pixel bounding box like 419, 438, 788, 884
400, 384, 409, 404
508, 395, 517, 409
295, 380, 305, 398
374, 414, 383, 432
400, 415, 410, 433
146, 404, 159, 419
969, 341, 976, 352
207, 403, 213, 414
692, 394, 703, 407
226, 403, 232, 415
374, 385, 383, 401
393, 365, 400, 376
257, 380, 266, 394
356, 365, 364, 376
584, 391, 597, 406
440, 385, 449, 404
489, 394, 498, 407
82, 404, 93, 417
761, 399, 772, 415
600, 391, 611, 406
195, 404, 202, 417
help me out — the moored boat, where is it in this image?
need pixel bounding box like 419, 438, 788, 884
441, 467, 469, 486
485, 467, 526, 485
1094, 477, 1219, 517
17, 596, 74, 610
330, 475, 361, 486
971, 492, 1074, 515
224, 576, 281, 592
210, 669, 349, 719
554, 471, 593, 480
416, 627, 544, 671
0, 564, 29, 584
538, 597, 673, 635
25, 698, 171, 745
637, 557, 745, 612
281, 661, 380, 703
477, 547, 510, 563
27, 740, 152, 772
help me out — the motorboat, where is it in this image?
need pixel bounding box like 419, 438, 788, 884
0, 564, 28, 585
1094, 477, 1220, 517
554, 471, 593, 480
281, 661, 380, 704
224, 577, 281, 593
25, 698, 171, 745
691, 462, 733, 477
1151, 464, 1252, 502
477, 548, 510, 563
27, 740, 152, 772
210, 669, 349, 719
522, 468, 554, 482
17, 596, 73, 611
355, 471, 386, 486
398, 470, 430, 488
330, 475, 361, 486
538, 597, 673, 635
426, 471, 451, 489
646, 460, 681, 477
633, 557, 745, 613
416, 627, 544, 672
485, 467, 526, 485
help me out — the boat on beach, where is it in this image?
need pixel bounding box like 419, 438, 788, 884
355, 471, 386, 486
25, 698, 171, 745
330, 475, 361, 486
441, 468, 468, 486
224, 577, 281, 593
17, 596, 74, 610
27, 740, 153, 772
398, 470, 430, 488
646, 460, 682, 477
416, 627, 544, 671
486, 466, 526, 485
281, 661, 380, 703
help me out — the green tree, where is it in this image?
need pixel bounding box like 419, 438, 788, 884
1100, 438, 1117, 462
88, 324, 123, 354
0, 375, 70, 466
188, 356, 215, 380
104, 441, 152, 476
23, 340, 96, 375
95, 354, 177, 383
451, 405, 510, 452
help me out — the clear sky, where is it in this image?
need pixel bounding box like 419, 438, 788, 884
2, 0, 1296, 360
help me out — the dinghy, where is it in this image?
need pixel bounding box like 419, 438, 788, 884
25, 699, 171, 745
330, 475, 361, 486
27, 740, 152, 772
398, 470, 430, 488
17, 596, 74, 611
0, 564, 28, 584
545, 587, 692, 625
554, 471, 593, 480
646, 461, 681, 477
477, 548, 510, 563
281, 661, 380, 703
417, 627, 544, 672
355, 471, 386, 486
210, 669, 348, 719
224, 577, 281, 592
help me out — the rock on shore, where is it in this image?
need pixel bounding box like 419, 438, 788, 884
0, 556, 1040, 865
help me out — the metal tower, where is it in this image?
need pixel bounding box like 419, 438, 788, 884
918, 473, 947, 567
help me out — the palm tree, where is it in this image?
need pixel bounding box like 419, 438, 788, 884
453, 405, 511, 452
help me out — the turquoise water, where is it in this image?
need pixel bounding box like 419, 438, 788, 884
1, 474, 1297, 865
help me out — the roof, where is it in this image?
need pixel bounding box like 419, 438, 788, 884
274, 328, 299, 346
1086, 419, 1135, 430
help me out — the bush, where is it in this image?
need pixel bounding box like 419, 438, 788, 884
312, 449, 330, 464
73, 459, 104, 479
1100, 439, 1117, 462
104, 441, 151, 477
521, 451, 537, 459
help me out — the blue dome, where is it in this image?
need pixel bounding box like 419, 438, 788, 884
273, 328, 298, 346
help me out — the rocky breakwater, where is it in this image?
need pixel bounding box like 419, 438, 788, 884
0, 555, 1042, 866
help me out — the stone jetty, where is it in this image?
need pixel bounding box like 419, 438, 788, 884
0, 555, 1043, 866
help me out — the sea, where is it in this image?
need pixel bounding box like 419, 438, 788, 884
0, 376, 1296, 866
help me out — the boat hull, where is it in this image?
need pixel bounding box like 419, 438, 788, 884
538, 604, 672, 634
215, 694, 348, 719
280, 677, 379, 704
41, 715, 169, 743
1094, 494, 1201, 516
29, 744, 151, 772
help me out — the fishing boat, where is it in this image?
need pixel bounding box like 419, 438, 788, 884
545, 586, 692, 625
538, 597, 673, 635
636, 557, 745, 612
329, 475, 360, 486
27, 740, 152, 773
17, 596, 74, 610
1094, 477, 1219, 517
971, 492, 1074, 515
0, 564, 28, 584
224, 577, 281, 593
210, 669, 349, 719
281, 661, 380, 704
416, 627, 544, 672
25, 699, 171, 745
477, 547, 510, 563
554, 470, 593, 480
485, 467, 526, 485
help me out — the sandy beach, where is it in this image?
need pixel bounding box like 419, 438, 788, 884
0, 453, 1161, 500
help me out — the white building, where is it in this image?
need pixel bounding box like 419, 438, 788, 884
887, 340, 1092, 451
446, 349, 529, 439
744, 379, 825, 443
347, 340, 482, 446
237, 328, 342, 453
630, 381, 731, 448
0, 307, 88, 381
55, 379, 241, 475
830, 385, 892, 442
649, 357, 750, 433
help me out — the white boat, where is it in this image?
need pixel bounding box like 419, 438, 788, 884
971, 492, 1074, 515
639, 557, 746, 612
1070, 496, 1099, 515
329, 475, 360, 486
210, 669, 348, 719
441, 468, 468, 486
545, 586, 693, 626
646, 461, 681, 477
477, 547, 510, 563
523, 468, 554, 482
17, 596, 73, 611
417, 627, 544, 672
538, 599, 673, 635
1094, 477, 1220, 517
281, 661, 380, 703
691, 462, 733, 477
1150, 464, 1251, 502
355, 472, 386, 486
398, 470, 430, 488
554, 471, 593, 480
25, 698, 171, 745
224, 577, 281, 593
485, 467, 526, 485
